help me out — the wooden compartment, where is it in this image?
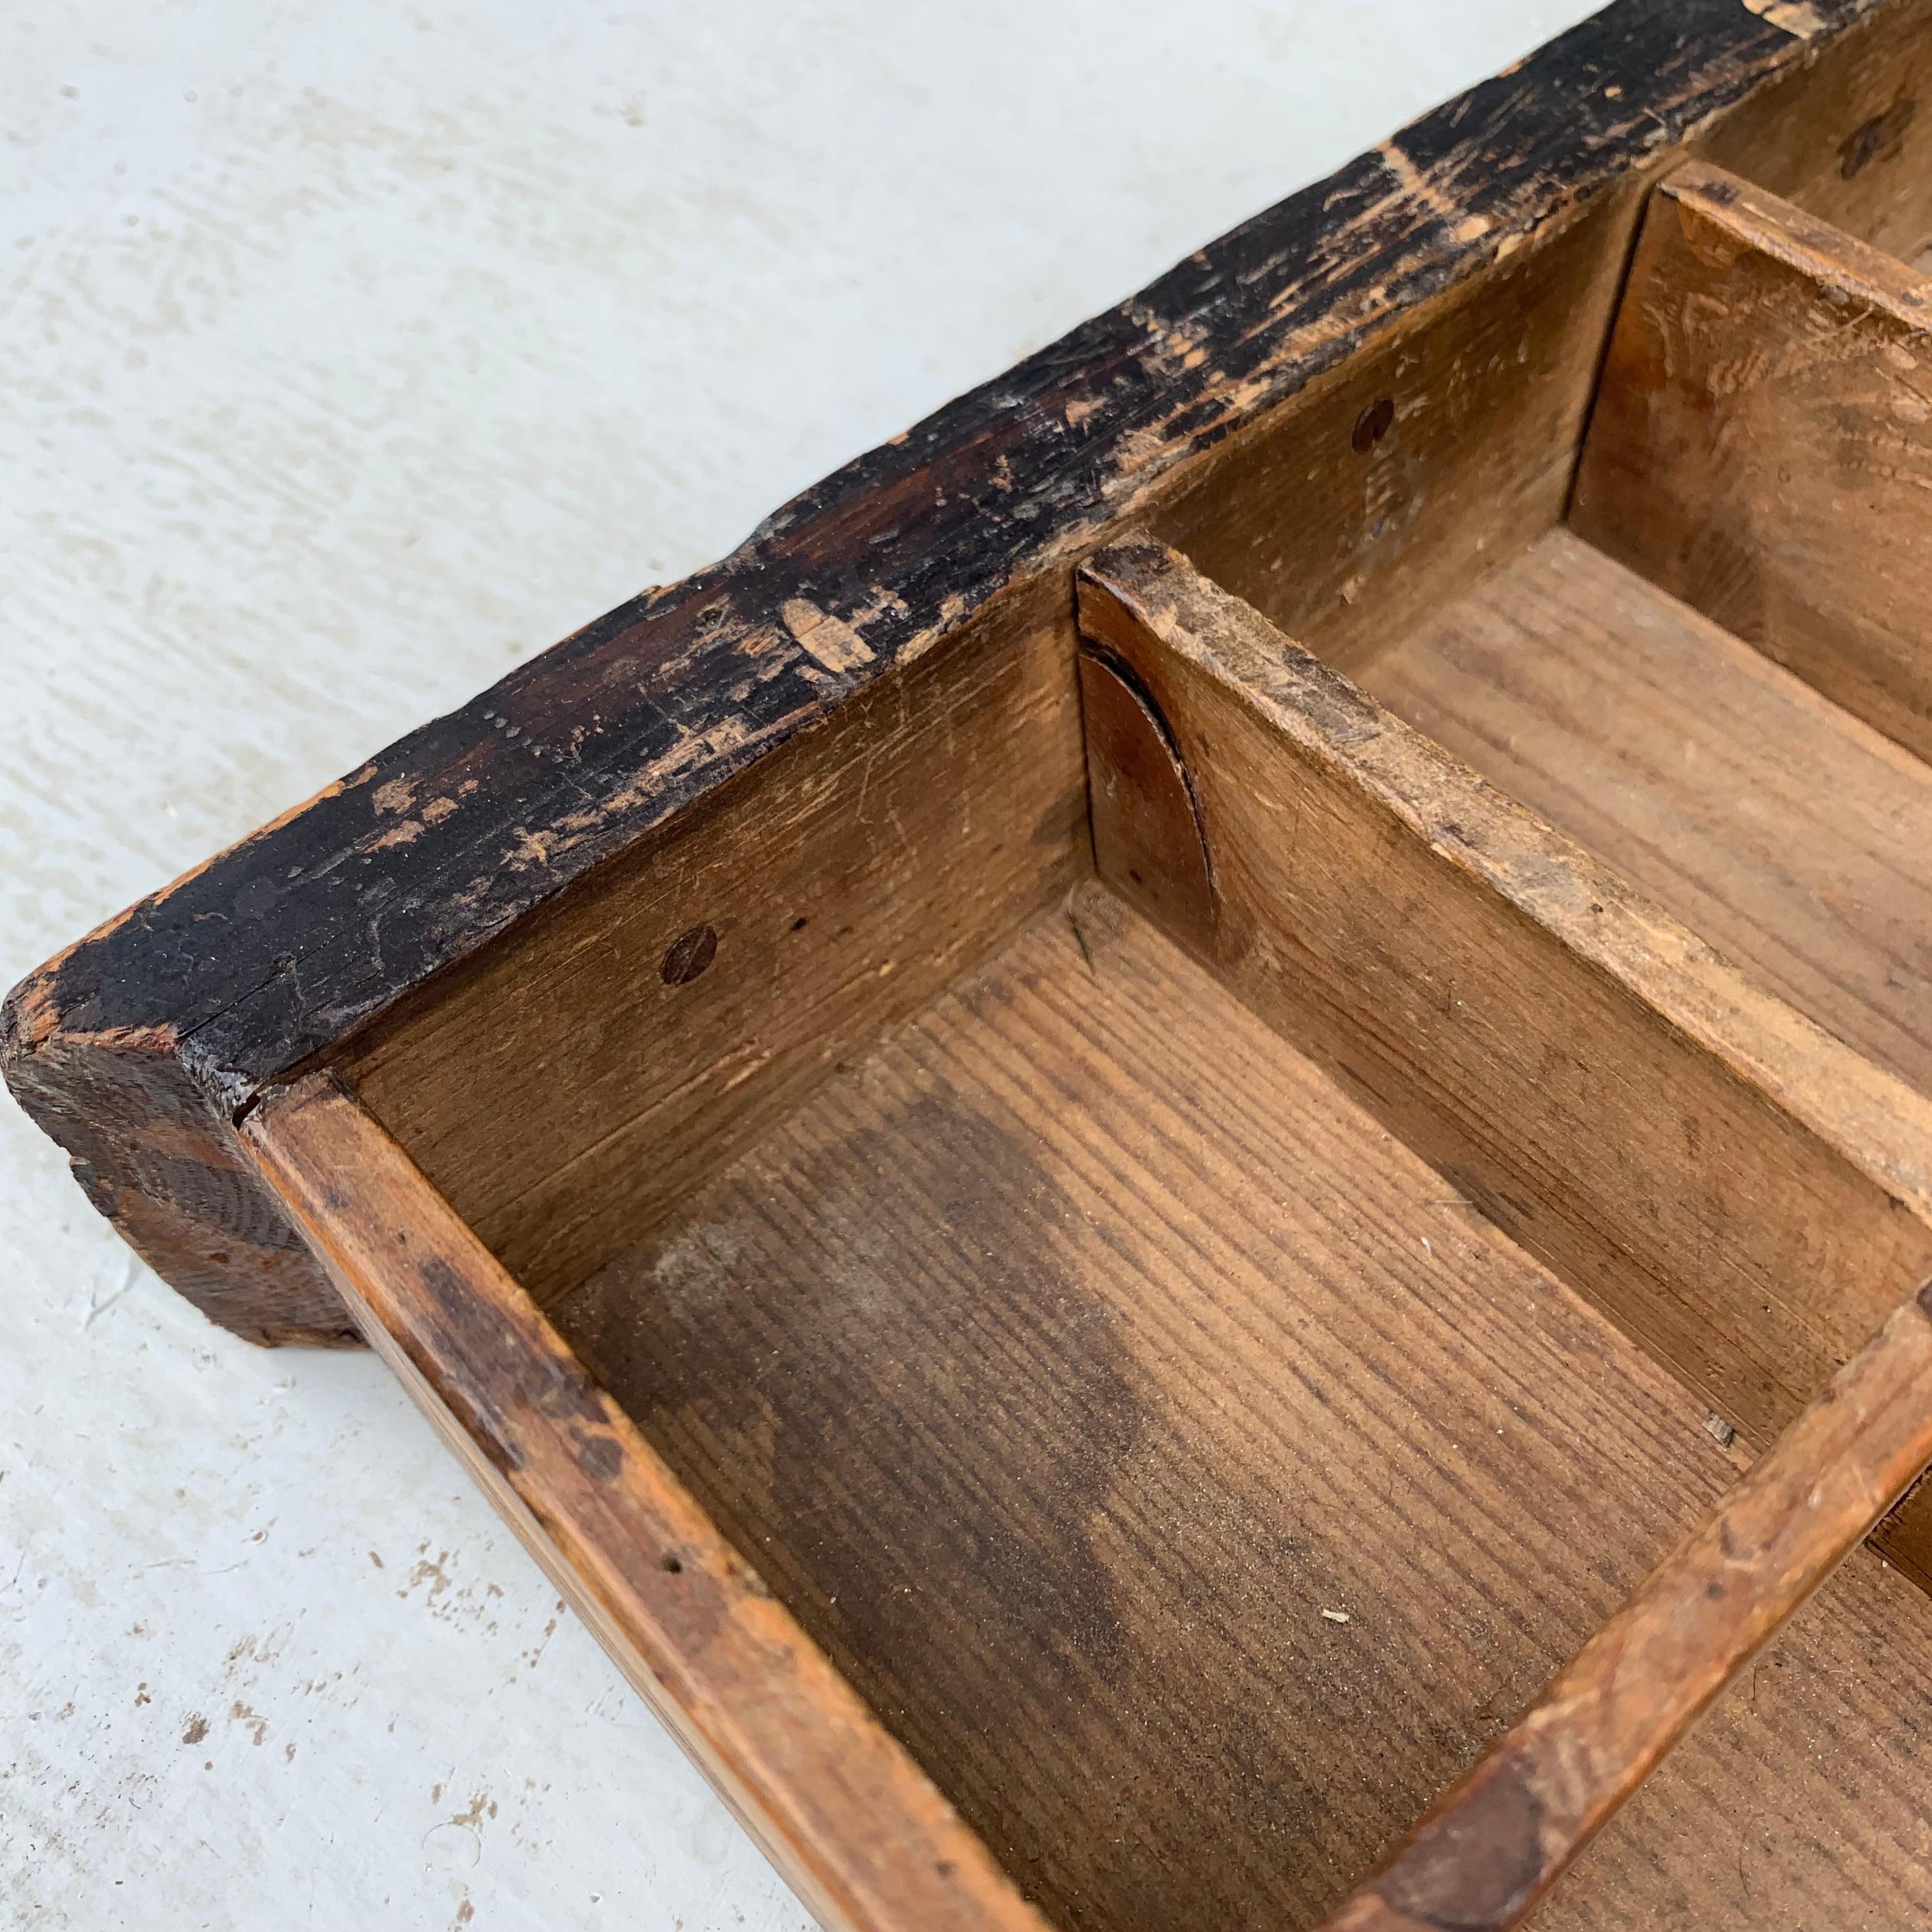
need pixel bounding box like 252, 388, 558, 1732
18, 5, 1932, 1929
1363, 162, 1932, 1101
546, 896, 1932, 1932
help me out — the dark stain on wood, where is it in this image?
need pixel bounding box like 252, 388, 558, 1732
1378, 1747, 1545, 1931
555, 898, 1932, 1932
247, 1074, 1048, 1932
1841, 91, 1917, 176
568, 1091, 1144, 1721
1353, 396, 1397, 452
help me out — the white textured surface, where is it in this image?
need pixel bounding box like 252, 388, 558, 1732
1, 5, 1599, 1926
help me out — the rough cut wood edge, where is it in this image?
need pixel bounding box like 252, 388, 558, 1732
1318, 1277, 1932, 1932
3, 0, 1919, 1341
1572, 158, 1932, 762
1075, 530, 1932, 1586
241, 1071, 1052, 1932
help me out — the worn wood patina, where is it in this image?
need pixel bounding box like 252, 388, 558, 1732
12, 0, 1932, 1342
17, 3, 1932, 1928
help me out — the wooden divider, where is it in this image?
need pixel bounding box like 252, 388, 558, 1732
1572, 160, 1932, 763
1318, 1278, 1932, 1932
1075, 532, 1932, 1586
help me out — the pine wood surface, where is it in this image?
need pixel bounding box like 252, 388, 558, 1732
245, 1073, 1052, 1932
1076, 532, 1932, 1581
1363, 527, 1932, 1105
19, 0, 1932, 1342
1572, 162, 1932, 767
1324, 1282, 1932, 1932
555, 896, 1932, 1932
346, 579, 1087, 1308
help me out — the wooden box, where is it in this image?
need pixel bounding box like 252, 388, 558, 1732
13, 4, 1932, 1925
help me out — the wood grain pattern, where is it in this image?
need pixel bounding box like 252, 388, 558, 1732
0, 990, 356, 1346
556, 896, 1932, 1932
1572, 160, 1932, 765
1700, 0, 1932, 260
11, 0, 1922, 1340
1146, 184, 1638, 682
1322, 1280, 1932, 1932
243, 1073, 1050, 1932
346, 577, 1086, 1307
1076, 532, 1932, 1586
1363, 526, 1932, 1103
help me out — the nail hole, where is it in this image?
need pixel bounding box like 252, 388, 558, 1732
1352, 395, 1395, 452
1127, 868, 1144, 885
661, 924, 717, 985
791, 914, 809, 931
661, 1553, 684, 1575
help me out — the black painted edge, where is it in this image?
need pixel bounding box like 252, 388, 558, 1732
3, 0, 1860, 1135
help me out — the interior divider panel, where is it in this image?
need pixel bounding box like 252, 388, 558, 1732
1572, 159, 1932, 765
544, 896, 1932, 1932
1360, 526, 1932, 1101
1317, 1273, 1932, 1932
1075, 530, 1932, 1588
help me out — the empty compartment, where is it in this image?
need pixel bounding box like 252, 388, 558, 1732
540, 889, 1932, 1931
1358, 164, 1932, 1101
321, 516, 1932, 1926
1360, 528, 1932, 1092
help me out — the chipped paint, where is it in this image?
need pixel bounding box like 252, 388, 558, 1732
4, 0, 1873, 1344
1742, 0, 1829, 36
780, 599, 876, 674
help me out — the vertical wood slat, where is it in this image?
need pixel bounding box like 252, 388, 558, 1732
1317, 1280, 1932, 1932
1572, 159, 1932, 765
242, 1071, 1053, 1932
1075, 531, 1932, 1588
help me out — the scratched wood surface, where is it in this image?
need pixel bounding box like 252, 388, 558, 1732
18, 0, 1932, 1342
346, 577, 1087, 1307
1572, 162, 1932, 767
1362, 528, 1932, 1104
553, 896, 1932, 1932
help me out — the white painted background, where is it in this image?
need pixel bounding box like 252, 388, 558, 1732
2, 4, 1601, 1925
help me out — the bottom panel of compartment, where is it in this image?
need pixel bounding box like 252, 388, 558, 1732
547, 885, 1932, 1932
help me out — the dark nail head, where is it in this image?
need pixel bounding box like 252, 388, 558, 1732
661, 924, 718, 985
1353, 396, 1395, 452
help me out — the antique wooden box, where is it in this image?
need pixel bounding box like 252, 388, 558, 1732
13, 3, 1932, 1925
